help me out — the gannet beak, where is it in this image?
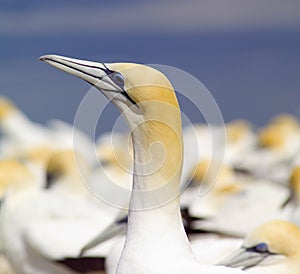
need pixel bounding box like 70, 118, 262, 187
281, 191, 296, 209
218, 247, 269, 270
79, 217, 127, 257
39, 55, 123, 95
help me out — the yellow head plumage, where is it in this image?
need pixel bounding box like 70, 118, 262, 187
259, 114, 299, 150
40, 55, 183, 191
289, 166, 300, 204
270, 114, 299, 129
258, 125, 291, 150
226, 119, 252, 144
22, 146, 54, 167
109, 63, 179, 111
108, 63, 182, 186
0, 159, 34, 196
46, 150, 89, 179
192, 160, 240, 194
245, 220, 300, 258
0, 97, 17, 121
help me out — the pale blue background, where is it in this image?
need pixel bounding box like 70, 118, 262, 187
1, 0, 300, 133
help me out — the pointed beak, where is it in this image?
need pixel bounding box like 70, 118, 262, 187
79, 213, 128, 257
281, 191, 296, 209
218, 247, 268, 270
39, 54, 122, 93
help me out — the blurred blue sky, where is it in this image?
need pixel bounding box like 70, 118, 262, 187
1, 0, 300, 133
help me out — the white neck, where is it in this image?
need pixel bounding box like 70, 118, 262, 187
118, 110, 194, 270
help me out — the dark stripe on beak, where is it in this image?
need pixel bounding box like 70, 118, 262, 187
121, 91, 138, 106
42, 56, 138, 107
42, 57, 108, 82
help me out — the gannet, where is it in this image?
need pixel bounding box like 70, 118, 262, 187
81, 159, 243, 272
181, 120, 255, 186
45, 150, 91, 196
187, 159, 243, 219
269, 113, 299, 129
184, 159, 290, 237
40, 54, 246, 273
258, 124, 300, 155
0, 97, 94, 165
224, 120, 256, 166
220, 220, 300, 273
104, 233, 243, 274
44, 150, 122, 260
236, 115, 300, 182
0, 160, 50, 274
194, 178, 289, 237
0, 97, 50, 155
0, 155, 118, 273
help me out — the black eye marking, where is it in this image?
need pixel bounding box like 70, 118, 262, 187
55, 58, 137, 107
121, 91, 137, 106
240, 242, 275, 270
246, 243, 270, 254
102, 63, 114, 75
100, 70, 137, 107
108, 71, 138, 107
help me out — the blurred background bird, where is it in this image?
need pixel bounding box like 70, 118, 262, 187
220, 220, 300, 273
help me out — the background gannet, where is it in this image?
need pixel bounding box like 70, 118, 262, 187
45, 150, 91, 196
44, 149, 124, 258
0, 154, 118, 274
236, 114, 300, 183
224, 120, 256, 166
0, 96, 95, 165
187, 159, 243, 219
41, 54, 246, 273
220, 220, 300, 273
192, 177, 289, 236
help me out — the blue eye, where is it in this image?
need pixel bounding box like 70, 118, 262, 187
246, 242, 269, 253
111, 72, 125, 87
254, 243, 268, 253
255, 243, 268, 253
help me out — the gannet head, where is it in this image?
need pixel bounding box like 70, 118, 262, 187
270, 113, 299, 129
192, 160, 241, 193
0, 97, 17, 121
40, 55, 183, 191
226, 120, 252, 144
193, 160, 234, 182
258, 125, 290, 150
39, 55, 179, 122
220, 220, 300, 269
0, 160, 34, 195
45, 150, 90, 191
258, 114, 299, 151
22, 146, 54, 167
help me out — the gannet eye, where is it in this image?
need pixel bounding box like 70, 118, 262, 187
246, 242, 269, 253
111, 72, 125, 88
254, 243, 268, 253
